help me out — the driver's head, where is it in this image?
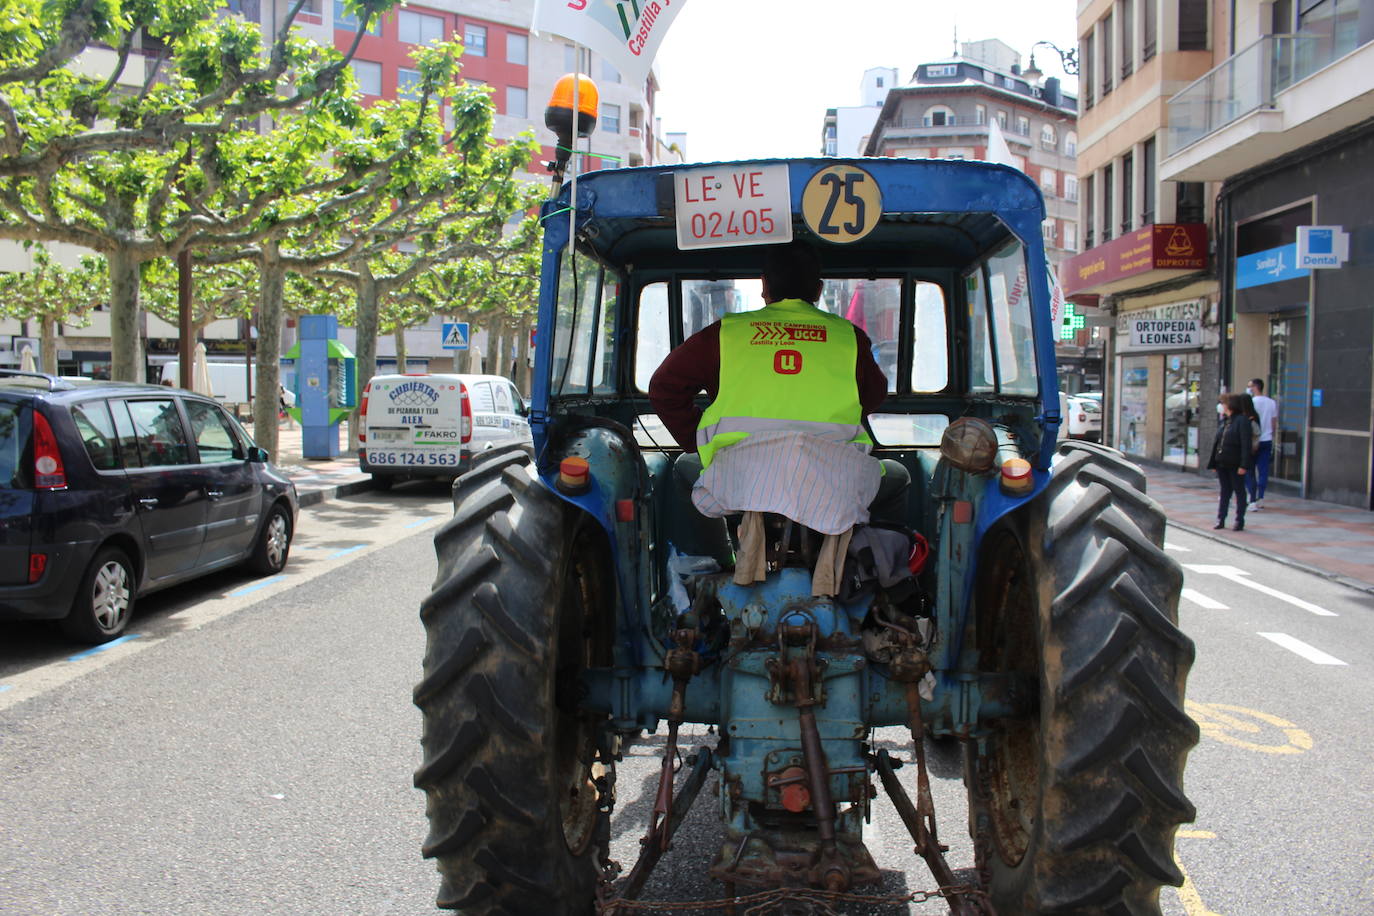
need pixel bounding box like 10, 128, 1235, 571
761, 240, 823, 304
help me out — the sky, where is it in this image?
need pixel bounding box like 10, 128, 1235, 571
653, 0, 1079, 163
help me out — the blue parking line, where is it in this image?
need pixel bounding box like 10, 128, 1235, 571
404, 517, 437, 529
0, 685, 12, 693
228, 575, 286, 597
327, 544, 367, 560
67, 634, 142, 662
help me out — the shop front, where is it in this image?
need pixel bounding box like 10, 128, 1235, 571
1113, 299, 1213, 468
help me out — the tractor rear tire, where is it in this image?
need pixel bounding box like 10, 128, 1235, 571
415, 443, 609, 914
968, 440, 1198, 915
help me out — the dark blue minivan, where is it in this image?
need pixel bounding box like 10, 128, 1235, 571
0, 371, 298, 642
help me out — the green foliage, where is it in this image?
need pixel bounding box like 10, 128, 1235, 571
0, 244, 107, 325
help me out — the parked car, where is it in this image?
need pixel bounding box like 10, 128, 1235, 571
359, 373, 531, 488
1065, 394, 1103, 441
0, 371, 298, 643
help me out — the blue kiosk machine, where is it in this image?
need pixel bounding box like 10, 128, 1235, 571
284, 314, 357, 459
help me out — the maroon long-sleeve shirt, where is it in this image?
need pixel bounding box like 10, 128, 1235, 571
647, 318, 889, 451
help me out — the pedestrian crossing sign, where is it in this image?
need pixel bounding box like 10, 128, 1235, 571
441, 322, 470, 350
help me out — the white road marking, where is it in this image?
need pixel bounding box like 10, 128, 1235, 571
1182, 565, 1337, 616
1164, 543, 1191, 552
1181, 588, 1228, 609
1257, 632, 1348, 666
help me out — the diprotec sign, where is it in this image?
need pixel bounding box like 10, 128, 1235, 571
1296, 226, 1350, 269
675, 164, 792, 250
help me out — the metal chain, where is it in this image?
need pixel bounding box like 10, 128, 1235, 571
598, 883, 990, 914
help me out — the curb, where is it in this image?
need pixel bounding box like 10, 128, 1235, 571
295, 478, 377, 509
1166, 518, 1374, 596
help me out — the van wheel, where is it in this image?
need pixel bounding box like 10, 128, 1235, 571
63, 547, 135, 643
247, 504, 292, 575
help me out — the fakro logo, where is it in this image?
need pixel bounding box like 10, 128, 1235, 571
774, 350, 802, 375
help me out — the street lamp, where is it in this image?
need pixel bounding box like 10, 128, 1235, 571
1022, 41, 1079, 81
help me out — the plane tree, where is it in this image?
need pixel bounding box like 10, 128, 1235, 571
0, 245, 107, 372
0, 0, 398, 381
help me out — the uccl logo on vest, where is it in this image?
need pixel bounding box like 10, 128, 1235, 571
751, 322, 828, 345
774, 350, 802, 374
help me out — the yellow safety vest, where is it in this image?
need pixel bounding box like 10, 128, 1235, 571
697, 298, 871, 468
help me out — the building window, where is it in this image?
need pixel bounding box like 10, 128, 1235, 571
399, 10, 445, 45
1179, 0, 1208, 50
1043, 220, 1058, 244
507, 32, 528, 65
1064, 222, 1078, 251
1065, 131, 1078, 156
975, 104, 986, 125
397, 67, 421, 99
333, 0, 379, 33
505, 85, 528, 118
1143, 0, 1157, 59
1120, 151, 1134, 234
926, 64, 958, 77
940, 147, 974, 159
1102, 163, 1114, 242
602, 102, 621, 133
1101, 11, 1114, 96
1081, 33, 1095, 108
1041, 124, 1057, 148
876, 76, 885, 87
1084, 174, 1095, 248
1176, 182, 1205, 223
825, 139, 838, 155
1142, 137, 1156, 224
1120, 0, 1134, 78
564, 43, 592, 73
601, 58, 621, 83
463, 23, 487, 56
1065, 174, 1079, 202
924, 105, 955, 126
1040, 168, 1057, 195
996, 110, 1008, 129
350, 59, 382, 96
1015, 115, 1030, 136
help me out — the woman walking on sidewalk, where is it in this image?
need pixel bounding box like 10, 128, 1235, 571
1207, 393, 1255, 530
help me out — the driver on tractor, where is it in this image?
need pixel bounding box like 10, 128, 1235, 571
648, 240, 909, 562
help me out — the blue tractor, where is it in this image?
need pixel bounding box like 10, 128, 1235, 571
415, 159, 1197, 914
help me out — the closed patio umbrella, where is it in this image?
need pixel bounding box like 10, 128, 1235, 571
19, 345, 37, 373
191, 341, 214, 397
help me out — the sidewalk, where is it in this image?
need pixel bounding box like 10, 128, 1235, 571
1137, 460, 1374, 594
249, 421, 373, 508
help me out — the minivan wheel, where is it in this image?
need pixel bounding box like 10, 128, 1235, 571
247, 504, 292, 575
63, 547, 135, 643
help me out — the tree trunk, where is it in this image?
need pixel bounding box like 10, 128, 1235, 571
484, 313, 500, 375
495, 321, 513, 381
394, 324, 407, 372
39, 315, 59, 376
349, 263, 380, 451
107, 247, 143, 382
252, 249, 285, 462
514, 314, 532, 393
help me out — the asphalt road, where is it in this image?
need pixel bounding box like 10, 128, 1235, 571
2, 489, 1371, 915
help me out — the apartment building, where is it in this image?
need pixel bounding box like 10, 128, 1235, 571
857, 41, 1098, 390
1068, 0, 1374, 507
1162, 0, 1374, 506
2, 0, 678, 380
1063, 0, 1222, 472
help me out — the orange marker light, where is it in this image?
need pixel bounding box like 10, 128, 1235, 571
557, 456, 591, 494
1000, 458, 1033, 496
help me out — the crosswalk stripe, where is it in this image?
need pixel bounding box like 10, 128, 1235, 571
1257, 632, 1348, 666
1181, 588, 1228, 609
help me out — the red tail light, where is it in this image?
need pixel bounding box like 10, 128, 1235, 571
359, 382, 371, 444
460, 383, 472, 444
32, 411, 67, 489
28, 552, 48, 583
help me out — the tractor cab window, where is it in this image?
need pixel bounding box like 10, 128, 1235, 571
964, 239, 1038, 396
552, 249, 616, 396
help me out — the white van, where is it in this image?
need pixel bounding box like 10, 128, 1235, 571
159, 361, 252, 408
359, 373, 531, 487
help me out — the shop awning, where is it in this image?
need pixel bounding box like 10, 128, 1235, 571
1062, 224, 1208, 297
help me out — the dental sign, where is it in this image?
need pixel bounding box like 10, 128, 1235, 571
1296, 225, 1350, 269
675, 163, 792, 250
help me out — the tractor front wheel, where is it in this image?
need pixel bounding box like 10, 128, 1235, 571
414, 444, 611, 915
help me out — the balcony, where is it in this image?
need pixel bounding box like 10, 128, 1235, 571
1162, 32, 1374, 182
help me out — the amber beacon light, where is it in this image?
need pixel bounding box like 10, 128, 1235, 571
545, 73, 599, 184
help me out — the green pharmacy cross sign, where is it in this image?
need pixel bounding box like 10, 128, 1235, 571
1060, 302, 1086, 340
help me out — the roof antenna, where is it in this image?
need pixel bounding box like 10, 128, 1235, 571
953, 24, 959, 57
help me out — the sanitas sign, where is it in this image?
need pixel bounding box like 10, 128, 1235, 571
1296, 225, 1350, 269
